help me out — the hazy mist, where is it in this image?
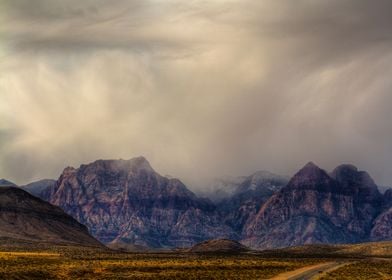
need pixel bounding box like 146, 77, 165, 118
1, 0, 392, 190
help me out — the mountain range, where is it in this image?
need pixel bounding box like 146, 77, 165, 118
5, 157, 392, 250
37, 157, 235, 248
242, 162, 385, 248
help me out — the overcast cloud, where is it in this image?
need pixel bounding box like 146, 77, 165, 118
1, 0, 392, 190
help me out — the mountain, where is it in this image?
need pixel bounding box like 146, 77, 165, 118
382, 188, 392, 208
0, 179, 16, 187
378, 185, 392, 194
370, 189, 392, 241
371, 208, 392, 241
20, 179, 56, 197
39, 157, 235, 248
242, 162, 384, 249
218, 171, 288, 233
0, 187, 101, 247
29, 158, 392, 250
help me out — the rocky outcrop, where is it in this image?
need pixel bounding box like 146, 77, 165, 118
0, 187, 101, 247
217, 171, 288, 234
40, 157, 234, 248
370, 189, 392, 241
371, 208, 392, 241
242, 162, 384, 249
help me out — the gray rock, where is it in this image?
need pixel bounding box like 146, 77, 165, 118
242, 162, 384, 249
40, 157, 235, 247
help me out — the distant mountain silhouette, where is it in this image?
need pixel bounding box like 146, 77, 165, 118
21, 179, 56, 197
0, 179, 16, 187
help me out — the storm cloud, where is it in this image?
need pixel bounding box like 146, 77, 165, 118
1, 0, 392, 190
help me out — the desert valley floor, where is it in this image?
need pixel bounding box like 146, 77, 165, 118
1, 242, 392, 280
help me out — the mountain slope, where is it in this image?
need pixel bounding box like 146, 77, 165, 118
40, 157, 235, 248
20, 179, 56, 197
0, 187, 101, 247
242, 162, 384, 249
218, 171, 288, 234
0, 179, 16, 187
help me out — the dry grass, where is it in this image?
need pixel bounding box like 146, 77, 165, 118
0, 248, 320, 280
321, 259, 392, 280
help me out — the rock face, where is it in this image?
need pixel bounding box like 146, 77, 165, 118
370, 189, 392, 241
371, 208, 392, 241
32, 158, 391, 249
40, 157, 234, 247
217, 171, 288, 234
242, 162, 384, 249
0, 187, 101, 247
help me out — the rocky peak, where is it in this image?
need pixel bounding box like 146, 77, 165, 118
331, 164, 382, 202
62, 166, 77, 175
285, 162, 340, 193
80, 157, 154, 174
292, 162, 326, 179
331, 164, 376, 189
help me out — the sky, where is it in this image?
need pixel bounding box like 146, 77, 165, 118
1, 0, 392, 190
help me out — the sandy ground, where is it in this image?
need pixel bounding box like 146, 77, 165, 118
269, 261, 352, 280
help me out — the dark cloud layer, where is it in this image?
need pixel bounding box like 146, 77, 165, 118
1, 0, 392, 189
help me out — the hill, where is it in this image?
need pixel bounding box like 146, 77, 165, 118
0, 187, 101, 248
189, 239, 250, 253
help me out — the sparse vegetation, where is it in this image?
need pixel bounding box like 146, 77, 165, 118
0, 248, 320, 280
1, 246, 391, 279
321, 260, 392, 280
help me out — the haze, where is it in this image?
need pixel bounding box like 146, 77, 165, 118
1, 0, 392, 189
